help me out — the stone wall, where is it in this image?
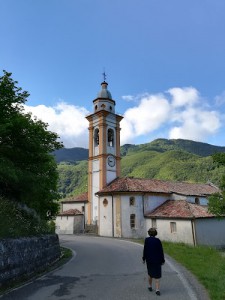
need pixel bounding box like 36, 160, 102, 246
0, 234, 61, 288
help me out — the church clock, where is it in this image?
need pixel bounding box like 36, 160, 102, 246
107, 155, 116, 167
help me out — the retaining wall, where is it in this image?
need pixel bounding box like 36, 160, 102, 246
0, 234, 61, 288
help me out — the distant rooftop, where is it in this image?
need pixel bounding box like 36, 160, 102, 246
58, 209, 83, 216
61, 192, 88, 203
145, 200, 215, 219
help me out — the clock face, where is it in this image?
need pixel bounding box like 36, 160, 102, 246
107, 155, 115, 167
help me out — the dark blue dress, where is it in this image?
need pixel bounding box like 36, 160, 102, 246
143, 236, 165, 279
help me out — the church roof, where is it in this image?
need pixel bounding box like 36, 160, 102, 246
145, 200, 215, 219
96, 177, 219, 197
61, 192, 88, 203
58, 209, 83, 216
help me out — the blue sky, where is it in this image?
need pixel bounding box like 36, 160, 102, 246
1, 0, 225, 148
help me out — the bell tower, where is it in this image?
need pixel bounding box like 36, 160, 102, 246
86, 80, 123, 225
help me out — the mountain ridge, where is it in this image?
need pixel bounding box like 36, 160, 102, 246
54, 138, 225, 163
56, 139, 225, 198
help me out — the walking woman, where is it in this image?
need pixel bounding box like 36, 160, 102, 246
142, 228, 165, 296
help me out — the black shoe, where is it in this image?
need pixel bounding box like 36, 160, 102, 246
148, 287, 153, 292
156, 291, 160, 296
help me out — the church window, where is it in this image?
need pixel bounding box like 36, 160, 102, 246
170, 222, 177, 233
103, 199, 108, 207
108, 129, 114, 147
110, 106, 112, 111
101, 104, 106, 109
152, 219, 157, 228
129, 197, 135, 206
94, 128, 99, 146
195, 197, 200, 205
130, 214, 135, 229
95, 105, 98, 111
82, 206, 85, 212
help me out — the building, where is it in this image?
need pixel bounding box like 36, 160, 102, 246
55, 192, 88, 234
56, 80, 225, 247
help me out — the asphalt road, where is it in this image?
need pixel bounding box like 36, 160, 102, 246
1, 235, 209, 300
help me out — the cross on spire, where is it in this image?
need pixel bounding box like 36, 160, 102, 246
102, 71, 107, 82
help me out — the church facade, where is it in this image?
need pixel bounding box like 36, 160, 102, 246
56, 80, 225, 248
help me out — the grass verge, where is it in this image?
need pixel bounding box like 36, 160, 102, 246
162, 242, 225, 300
136, 238, 225, 300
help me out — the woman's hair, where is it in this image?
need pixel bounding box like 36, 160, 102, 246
148, 228, 157, 236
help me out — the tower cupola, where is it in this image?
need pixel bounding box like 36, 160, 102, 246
97, 81, 112, 99
93, 81, 115, 114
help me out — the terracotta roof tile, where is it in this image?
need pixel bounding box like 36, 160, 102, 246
145, 200, 215, 219
96, 177, 219, 196
59, 209, 83, 216
62, 192, 88, 203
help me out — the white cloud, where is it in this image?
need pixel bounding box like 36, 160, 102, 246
121, 94, 171, 144
121, 88, 222, 145
22, 87, 224, 148
24, 102, 89, 148
168, 87, 199, 107
215, 91, 225, 106
122, 95, 135, 102
169, 109, 221, 141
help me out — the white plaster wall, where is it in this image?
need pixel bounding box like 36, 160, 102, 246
55, 216, 74, 234
145, 218, 194, 245
195, 218, 225, 247
120, 194, 145, 238
92, 160, 100, 223
144, 194, 168, 214
170, 194, 187, 200
99, 196, 113, 237
63, 203, 83, 212
107, 170, 116, 184
62, 202, 87, 224
107, 146, 116, 155
171, 194, 208, 205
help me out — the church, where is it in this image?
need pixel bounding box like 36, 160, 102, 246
56, 80, 225, 248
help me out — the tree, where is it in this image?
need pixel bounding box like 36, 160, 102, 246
0, 70, 63, 218
208, 153, 225, 216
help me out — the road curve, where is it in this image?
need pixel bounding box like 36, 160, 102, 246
1, 235, 209, 300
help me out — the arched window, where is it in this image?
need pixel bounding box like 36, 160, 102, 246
95, 105, 98, 111
94, 128, 99, 146
108, 129, 114, 147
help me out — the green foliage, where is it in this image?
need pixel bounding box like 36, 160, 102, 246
0, 197, 55, 238
56, 140, 225, 198
57, 160, 88, 197
163, 241, 225, 300
208, 153, 225, 216
0, 71, 63, 218
120, 138, 225, 158
121, 149, 224, 184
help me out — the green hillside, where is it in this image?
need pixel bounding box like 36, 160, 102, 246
57, 139, 225, 197
53, 147, 88, 163
120, 138, 225, 157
